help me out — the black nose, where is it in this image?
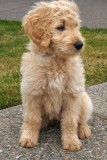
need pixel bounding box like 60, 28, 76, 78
74, 41, 83, 50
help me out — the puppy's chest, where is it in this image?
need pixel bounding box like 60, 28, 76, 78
42, 59, 68, 93
48, 73, 65, 92
46, 66, 67, 93
40, 58, 68, 93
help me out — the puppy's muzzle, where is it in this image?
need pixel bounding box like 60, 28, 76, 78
74, 41, 83, 50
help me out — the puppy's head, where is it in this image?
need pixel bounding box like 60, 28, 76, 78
23, 0, 84, 57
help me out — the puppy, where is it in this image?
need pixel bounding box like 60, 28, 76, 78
19, 0, 93, 150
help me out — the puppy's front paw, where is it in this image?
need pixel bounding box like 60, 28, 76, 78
19, 130, 38, 148
62, 136, 82, 151
19, 138, 36, 148
79, 124, 91, 139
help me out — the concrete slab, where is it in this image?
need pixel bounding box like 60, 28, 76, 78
0, 82, 107, 160
0, 0, 107, 28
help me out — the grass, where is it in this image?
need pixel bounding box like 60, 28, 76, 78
0, 20, 28, 109
81, 28, 107, 85
0, 20, 107, 109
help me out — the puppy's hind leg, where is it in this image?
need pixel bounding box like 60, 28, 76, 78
78, 92, 93, 139
19, 95, 42, 148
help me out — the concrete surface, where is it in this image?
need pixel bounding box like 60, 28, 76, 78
0, 0, 107, 28
0, 82, 107, 160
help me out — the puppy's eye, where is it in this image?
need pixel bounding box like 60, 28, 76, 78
56, 26, 65, 31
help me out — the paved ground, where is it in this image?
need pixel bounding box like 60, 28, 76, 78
0, 82, 107, 160
0, 0, 107, 28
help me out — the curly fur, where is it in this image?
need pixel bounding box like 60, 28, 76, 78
19, 0, 93, 150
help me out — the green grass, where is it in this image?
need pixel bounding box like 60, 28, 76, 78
81, 28, 107, 85
0, 20, 107, 109
0, 20, 28, 109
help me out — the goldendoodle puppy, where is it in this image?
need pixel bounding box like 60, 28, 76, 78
19, 0, 93, 150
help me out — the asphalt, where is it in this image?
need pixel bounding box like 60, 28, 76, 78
0, 82, 107, 160
0, 0, 107, 28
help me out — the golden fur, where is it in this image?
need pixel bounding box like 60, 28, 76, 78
19, 0, 93, 150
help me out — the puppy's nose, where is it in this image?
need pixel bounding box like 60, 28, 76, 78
74, 41, 83, 50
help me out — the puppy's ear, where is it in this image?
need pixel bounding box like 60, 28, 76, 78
22, 5, 52, 49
